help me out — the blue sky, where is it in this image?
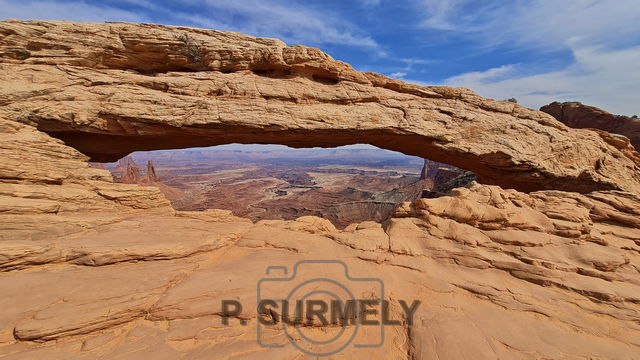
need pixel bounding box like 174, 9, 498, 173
2, 0, 639, 115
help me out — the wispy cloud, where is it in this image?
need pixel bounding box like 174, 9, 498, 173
420, 0, 473, 30
399, 58, 435, 66
357, 0, 382, 7
0, 0, 381, 51
446, 64, 517, 84
384, 57, 436, 79
418, 0, 640, 50
390, 71, 408, 79
417, 0, 640, 114
0, 0, 143, 22
184, 0, 380, 49
443, 44, 640, 116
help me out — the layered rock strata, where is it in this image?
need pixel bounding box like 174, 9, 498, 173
541, 101, 640, 150
1, 20, 639, 193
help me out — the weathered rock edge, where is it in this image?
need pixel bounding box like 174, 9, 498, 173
541, 101, 640, 151
1, 20, 639, 193
1, 115, 640, 359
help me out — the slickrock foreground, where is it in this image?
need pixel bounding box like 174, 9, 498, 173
1, 20, 640, 359
1, 20, 640, 193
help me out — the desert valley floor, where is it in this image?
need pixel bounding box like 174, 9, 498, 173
96, 145, 434, 228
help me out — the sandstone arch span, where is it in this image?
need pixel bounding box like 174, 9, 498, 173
3, 20, 640, 359
1, 20, 639, 193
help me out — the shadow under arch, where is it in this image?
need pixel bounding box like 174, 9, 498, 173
37, 122, 611, 195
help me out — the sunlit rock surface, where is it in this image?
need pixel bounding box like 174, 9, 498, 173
1, 20, 639, 193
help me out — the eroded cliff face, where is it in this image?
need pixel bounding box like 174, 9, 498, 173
420, 158, 475, 197
541, 101, 640, 151
1, 20, 640, 193
1, 20, 640, 359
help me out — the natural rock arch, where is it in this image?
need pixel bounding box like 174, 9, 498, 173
1, 20, 639, 194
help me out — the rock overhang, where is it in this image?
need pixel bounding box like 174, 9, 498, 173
0, 19, 639, 194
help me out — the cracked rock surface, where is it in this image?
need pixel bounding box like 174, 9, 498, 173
1, 108, 640, 359
541, 101, 640, 151
1, 20, 639, 193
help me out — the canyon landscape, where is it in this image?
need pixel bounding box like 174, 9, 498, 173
97, 146, 427, 228
1, 20, 640, 359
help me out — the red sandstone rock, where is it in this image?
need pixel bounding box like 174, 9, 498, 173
1, 20, 639, 193
541, 101, 640, 150
120, 162, 142, 184
146, 160, 159, 182
420, 159, 473, 196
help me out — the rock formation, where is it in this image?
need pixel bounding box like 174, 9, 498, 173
114, 155, 138, 173
541, 101, 640, 150
110, 156, 159, 183
322, 178, 424, 228
420, 159, 475, 197
110, 156, 184, 200
117, 157, 159, 184
1, 20, 639, 193
0, 117, 172, 218
146, 160, 159, 182
121, 161, 142, 184
1, 20, 640, 359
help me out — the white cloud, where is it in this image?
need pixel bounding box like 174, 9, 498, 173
399, 58, 435, 65
0, 0, 143, 22
177, 0, 381, 50
390, 72, 408, 79
443, 44, 640, 116
418, 0, 640, 115
0, 0, 381, 51
382, 57, 435, 80
495, 0, 640, 50
358, 0, 382, 7
446, 64, 516, 84
420, 0, 473, 30
419, 0, 640, 51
